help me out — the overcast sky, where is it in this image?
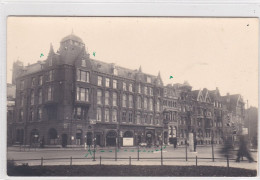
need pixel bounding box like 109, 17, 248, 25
7, 17, 258, 107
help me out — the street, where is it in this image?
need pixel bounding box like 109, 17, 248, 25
7, 145, 258, 170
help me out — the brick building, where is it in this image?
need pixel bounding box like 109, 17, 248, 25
9, 33, 246, 147
11, 33, 166, 147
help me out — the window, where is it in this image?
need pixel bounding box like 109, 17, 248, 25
105, 78, 110, 87
156, 100, 160, 111
105, 91, 109, 105
113, 68, 118, 75
123, 82, 127, 91
129, 112, 133, 123
149, 98, 153, 111
77, 87, 89, 101
138, 84, 141, 93
19, 110, 23, 122
97, 108, 102, 121
77, 70, 90, 83
20, 80, 24, 90
29, 109, 34, 122
75, 107, 82, 120
31, 77, 36, 87
137, 96, 142, 109
136, 115, 140, 124
105, 109, 109, 122
122, 94, 127, 107
38, 89, 42, 104
150, 116, 153, 124
47, 70, 54, 81
163, 88, 167, 97
97, 90, 102, 105
122, 112, 126, 122
39, 76, 43, 85
47, 86, 53, 101
31, 91, 35, 105
156, 115, 160, 124
144, 97, 148, 109
37, 108, 42, 121
150, 87, 153, 96
81, 59, 86, 67
144, 86, 148, 95
113, 92, 117, 106
97, 76, 102, 86
129, 84, 133, 92
144, 114, 148, 124
113, 80, 117, 89
147, 76, 151, 83
112, 109, 117, 122
20, 93, 24, 106
129, 95, 133, 108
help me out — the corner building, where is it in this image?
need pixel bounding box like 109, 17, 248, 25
12, 33, 166, 147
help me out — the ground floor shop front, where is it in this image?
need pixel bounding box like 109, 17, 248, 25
10, 122, 167, 147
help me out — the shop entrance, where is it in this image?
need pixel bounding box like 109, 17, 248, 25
106, 130, 117, 146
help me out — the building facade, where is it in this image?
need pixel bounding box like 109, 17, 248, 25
9, 33, 246, 147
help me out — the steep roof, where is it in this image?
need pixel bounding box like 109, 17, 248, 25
60, 33, 84, 44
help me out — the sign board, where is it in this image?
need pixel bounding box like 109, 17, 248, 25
242, 128, 248, 135
89, 119, 96, 124
188, 133, 194, 152
123, 138, 134, 146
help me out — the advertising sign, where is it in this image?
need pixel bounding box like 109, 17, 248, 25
242, 128, 248, 135
123, 138, 134, 146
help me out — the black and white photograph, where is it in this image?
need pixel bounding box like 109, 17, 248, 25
6, 16, 258, 177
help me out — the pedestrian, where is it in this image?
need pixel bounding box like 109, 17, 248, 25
41, 136, 45, 148
194, 138, 197, 152
236, 135, 254, 163
173, 138, 177, 149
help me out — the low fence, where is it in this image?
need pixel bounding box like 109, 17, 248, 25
10, 155, 246, 176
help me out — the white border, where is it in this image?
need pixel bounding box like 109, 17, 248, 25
0, 1, 260, 180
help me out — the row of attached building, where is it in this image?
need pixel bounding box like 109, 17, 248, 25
7, 33, 246, 147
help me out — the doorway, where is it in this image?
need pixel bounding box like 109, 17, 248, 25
61, 134, 68, 147
106, 130, 117, 146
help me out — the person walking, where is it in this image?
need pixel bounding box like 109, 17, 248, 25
194, 138, 197, 152
236, 135, 254, 163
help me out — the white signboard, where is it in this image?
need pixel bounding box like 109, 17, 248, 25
123, 138, 134, 146
242, 128, 248, 135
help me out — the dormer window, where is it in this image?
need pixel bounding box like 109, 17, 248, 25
97, 64, 102, 68
113, 68, 118, 75
81, 59, 86, 67
147, 76, 151, 83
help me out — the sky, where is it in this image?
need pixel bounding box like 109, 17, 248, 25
7, 17, 258, 107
